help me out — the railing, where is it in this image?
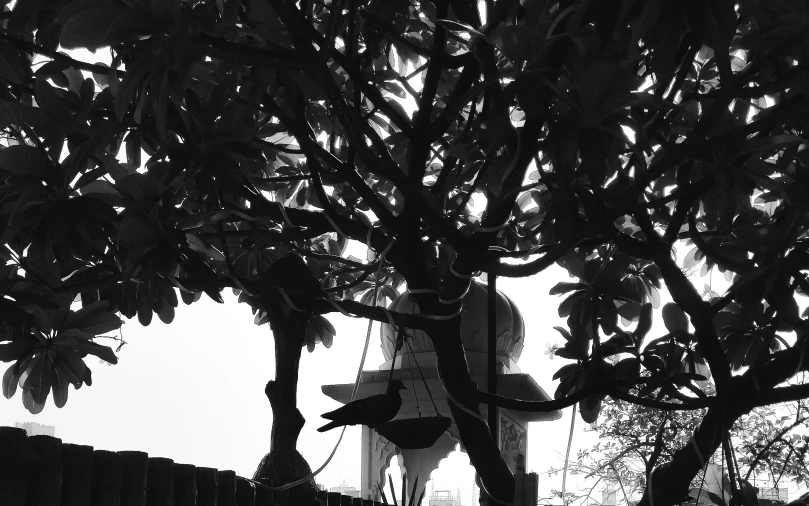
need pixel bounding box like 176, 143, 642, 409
0, 426, 387, 506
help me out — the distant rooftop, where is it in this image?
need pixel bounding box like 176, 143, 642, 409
15, 421, 55, 437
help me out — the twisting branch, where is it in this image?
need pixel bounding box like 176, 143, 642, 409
408, 0, 449, 185
309, 142, 400, 233
0, 33, 116, 75
744, 414, 809, 481
487, 237, 577, 277
268, 0, 469, 249
477, 381, 711, 413
687, 208, 754, 273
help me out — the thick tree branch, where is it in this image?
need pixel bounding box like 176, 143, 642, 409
269, 0, 470, 250
488, 237, 576, 277
688, 209, 753, 273
408, 0, 449, 185
258, 5, 414, 136
429, 58, 482, 142
651, 247, 732, 386
233, 184, 394, 251
199, 33, 303, 67
310, 143, 400, 231
1, 33, 117, 75
478, 383, 710, 413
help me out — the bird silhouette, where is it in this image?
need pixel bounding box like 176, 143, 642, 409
318, 379, 406, 432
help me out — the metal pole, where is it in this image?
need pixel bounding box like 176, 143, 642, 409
487, 273, 498, 441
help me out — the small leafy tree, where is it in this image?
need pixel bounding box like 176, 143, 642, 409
554, 395, 809, 503
1, 0, 809, 503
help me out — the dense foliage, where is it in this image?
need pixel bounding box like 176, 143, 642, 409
1, 0, 809, 503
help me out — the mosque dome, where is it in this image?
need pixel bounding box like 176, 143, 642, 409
380, 280, 525, 364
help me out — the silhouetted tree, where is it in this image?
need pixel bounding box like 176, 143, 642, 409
1, 0, 809, 503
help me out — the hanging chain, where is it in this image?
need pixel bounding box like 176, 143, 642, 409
386, 325, 406, 387
406, 350, 422, 417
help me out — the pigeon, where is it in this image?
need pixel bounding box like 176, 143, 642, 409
318, 379, 407, 432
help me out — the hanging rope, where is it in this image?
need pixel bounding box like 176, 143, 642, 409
404, 338, 442, 416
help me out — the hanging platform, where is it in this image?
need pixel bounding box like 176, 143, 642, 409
322, 362, 561, 425
373, 416, 453, 450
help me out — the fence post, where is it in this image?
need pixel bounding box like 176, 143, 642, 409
174, 463, 198, 506
513, 454, 539, 506
218, 471, 238, 506
236, 477, 256, 506
62, 443, 93, 506
147, 457, 175, 506
0, 427, 35, 506
512, 454, 538, 506
27, 434, 63, 506
524, 473, 538, 506
254, 480, 274, 506
119, 451, 148, 506
92, 450, 122, 506
196, 467, 218, 506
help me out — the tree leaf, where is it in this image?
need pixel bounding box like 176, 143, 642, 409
22, 388, 45, 414
738, 134, 805, 157
0, 40, 26, 85
186, 233, 226, 261
0, 340, 33, 362
34, 79, 70, 124
157, 302, 174, 324
2, 363, 19, 399
52, 365, 70, 408
75, 341, 118, 365
381, 81, 406, 99
23, 354, 52, 405
75, 313, 122, 335
58, 351, 87, 389
447, 142, 483, 162
579, 395, 602, 424
662, 303, 689, 332
0, 145, 52, 179
114, 57, 153, 123
63, 300, 107, 324
549, 282, 587, 295
137, 284, 153, 327
552, 363, 579, 381
60, 3, 154, 51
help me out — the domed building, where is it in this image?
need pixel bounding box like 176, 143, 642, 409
321, 281, 561, 501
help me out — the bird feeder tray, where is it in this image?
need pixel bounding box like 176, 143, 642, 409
373, 416, 452, 450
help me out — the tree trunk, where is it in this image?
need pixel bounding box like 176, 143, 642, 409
253, 301, 311, 484
426, 313, 516, 503
388, 232, 517, 503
